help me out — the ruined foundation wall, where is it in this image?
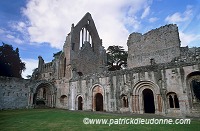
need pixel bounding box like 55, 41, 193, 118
127, 24, 181, 68
0, 77, 30, 109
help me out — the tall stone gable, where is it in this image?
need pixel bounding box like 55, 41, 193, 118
127, 24, 181, 68
63, 12, 107, 77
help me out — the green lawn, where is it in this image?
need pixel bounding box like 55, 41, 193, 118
0, 109, 199, 131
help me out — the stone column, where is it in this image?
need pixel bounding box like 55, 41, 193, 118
129, 93, 133, 113
132, 95, 139, 113
157, 94, 162, 112
71, 86, 75, 110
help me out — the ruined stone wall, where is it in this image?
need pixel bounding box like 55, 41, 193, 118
24, 13, 200, 117
72, 42, 104, 75
33, 12, 106, 80
54, 78, 70, 109
127, 24, 181, 68
0, 61, 199, 117
64, 61, 200, 117
64, 12, 106, 76
0, 77, 30, 109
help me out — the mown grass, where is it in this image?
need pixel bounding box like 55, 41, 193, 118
0, 109, 199, 131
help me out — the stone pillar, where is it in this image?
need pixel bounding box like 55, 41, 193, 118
71, 86, 75, 110
51, 94, 53, 107
129, 93, 133, 113
28, 92, 33, 108
132, 95, 139, 113
106, 92, 109, 111
157, 94, 162, 112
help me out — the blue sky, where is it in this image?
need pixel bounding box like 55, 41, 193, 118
0, 0, 200, 78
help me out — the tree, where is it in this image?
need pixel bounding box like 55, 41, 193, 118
0, 42, 26, 78
106, 45, 128, 71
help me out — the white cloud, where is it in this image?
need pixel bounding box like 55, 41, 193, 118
21, 0, 151, 49
149, 17, 158, 23
11, 21, 27, 32
6, 34, 15, 39
14, 38, 23, 44
165, 5, 193, 23
6, 34, 23, 44
124, 16, 141, 31
0, 28, 5, 34
141, 6, 150, 19
22, 58, 38, 79
179, 31, 200, 46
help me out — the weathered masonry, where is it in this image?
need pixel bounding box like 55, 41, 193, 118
127, 24, 181, 68
0, 13, 200, 117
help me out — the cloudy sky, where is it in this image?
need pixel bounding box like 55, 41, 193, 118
0, 0, 200, 78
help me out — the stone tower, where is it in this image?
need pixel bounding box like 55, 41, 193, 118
127, 24, 181, 68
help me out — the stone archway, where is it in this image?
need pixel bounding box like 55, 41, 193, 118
78, 96, 83, 110
186, 71, 200, 108
191, 80, 200, 101
95, 93, 103, 111
60, 95, 67, 107
92, 85, 104, 111
32, 82, 55, 108
132, 81, 161, 114
143, 89, 155, 113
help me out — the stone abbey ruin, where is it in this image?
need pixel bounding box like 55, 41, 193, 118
1, 13, 200, 117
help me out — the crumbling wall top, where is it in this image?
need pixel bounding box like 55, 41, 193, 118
127, 24, 181, 68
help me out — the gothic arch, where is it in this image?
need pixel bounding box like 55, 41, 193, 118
132, 81, 162, 114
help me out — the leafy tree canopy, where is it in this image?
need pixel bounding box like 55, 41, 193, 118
106, 45, 128, 71
0, 42, 26, 78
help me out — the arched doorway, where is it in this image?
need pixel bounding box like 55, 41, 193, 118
35, 87, 49, 106
60, 95, 67, 107
32, 82, 55, 108
78, 96, 83, 110
95, 93, 103, 111
143, 89, 155, 113
191, 80, 200, 101
186, 71, 200, 107
92, 85, 104, 111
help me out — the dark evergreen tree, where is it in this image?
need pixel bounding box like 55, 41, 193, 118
0, 42, 26, 78
106, 45, 128, 71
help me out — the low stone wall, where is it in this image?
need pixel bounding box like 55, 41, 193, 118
0, 77, 30, 109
